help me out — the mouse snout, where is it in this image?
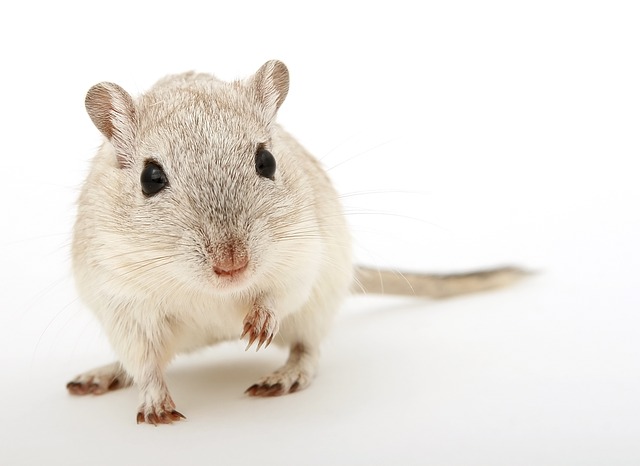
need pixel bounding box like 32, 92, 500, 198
211, 241, 249, 278
213, 256, 248, 277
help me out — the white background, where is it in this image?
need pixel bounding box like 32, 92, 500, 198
1, 1, 639, 465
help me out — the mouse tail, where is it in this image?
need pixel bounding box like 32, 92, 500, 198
351, 265, 529, 299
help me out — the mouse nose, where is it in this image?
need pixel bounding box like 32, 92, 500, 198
212, 244, 249, 277
213, 257, 248, 276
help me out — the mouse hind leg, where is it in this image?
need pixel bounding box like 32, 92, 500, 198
245, 343, 318, 397
67, 361, 133, 395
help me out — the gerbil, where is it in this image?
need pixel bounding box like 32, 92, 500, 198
67, 60, 525, 424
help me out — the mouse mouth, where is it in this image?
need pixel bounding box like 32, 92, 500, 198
211, 263, 252, 291
213, 262, 248, 278
208, 240, 251, 289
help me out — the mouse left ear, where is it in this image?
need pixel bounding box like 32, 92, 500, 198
247, 60, 289, 122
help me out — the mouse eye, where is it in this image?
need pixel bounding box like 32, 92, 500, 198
140, 162, 168, 196
255, 148, 276, 180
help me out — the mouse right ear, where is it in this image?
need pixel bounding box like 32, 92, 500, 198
85, 82, 136, 168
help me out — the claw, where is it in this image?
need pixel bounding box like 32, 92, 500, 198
66, 381, 83, 395
245, 332, 258, 351
255, 330, 269, 352
67, 381, 102, 395
240, 322, 251, 339
264, 384, 284, 396
241, 305, 279, 352
265, 333, 274, 349
136, 409, 186, 425
170, 410, 186, 421
245, 383, 259, 395
245, 382, 284, 397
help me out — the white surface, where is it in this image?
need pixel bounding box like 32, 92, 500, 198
2, 1, 639, 465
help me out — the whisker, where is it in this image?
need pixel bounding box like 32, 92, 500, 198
324, 138, 397, 173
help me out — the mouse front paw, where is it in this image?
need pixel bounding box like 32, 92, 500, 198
241, 305, 279, 351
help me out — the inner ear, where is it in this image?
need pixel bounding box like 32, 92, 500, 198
249, 60, 290, 120
85, 82, 136, 168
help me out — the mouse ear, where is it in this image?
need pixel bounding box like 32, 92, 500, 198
85, 82, 136, 168
248, 60, 289, 122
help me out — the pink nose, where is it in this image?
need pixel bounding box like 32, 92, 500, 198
213, 255, 248, 276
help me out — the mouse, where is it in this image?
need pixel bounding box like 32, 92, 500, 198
66, 60, 526, 425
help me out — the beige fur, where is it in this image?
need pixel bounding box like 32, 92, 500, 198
68, 60, 524, 425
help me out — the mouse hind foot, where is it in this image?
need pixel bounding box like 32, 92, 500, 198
245, 343, 318, 397
67, 361, 133, 395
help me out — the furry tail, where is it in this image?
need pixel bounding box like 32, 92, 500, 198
352, 265, 528, 299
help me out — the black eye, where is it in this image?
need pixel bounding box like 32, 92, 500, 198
255, 148, 276, 180
140, 162, 168, 196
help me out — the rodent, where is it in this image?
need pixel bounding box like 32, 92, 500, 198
67, 60, 525, 425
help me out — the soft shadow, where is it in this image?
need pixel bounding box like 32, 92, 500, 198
341, 295, 441, 322
165, 349, 288, 412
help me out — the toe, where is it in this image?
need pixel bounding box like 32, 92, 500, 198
245, 382, 285, 397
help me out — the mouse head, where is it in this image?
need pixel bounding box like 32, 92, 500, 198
83, 61, 322, 298
85, 60, 289, 169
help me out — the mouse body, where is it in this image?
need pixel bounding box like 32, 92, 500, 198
68, 61, 524, 424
